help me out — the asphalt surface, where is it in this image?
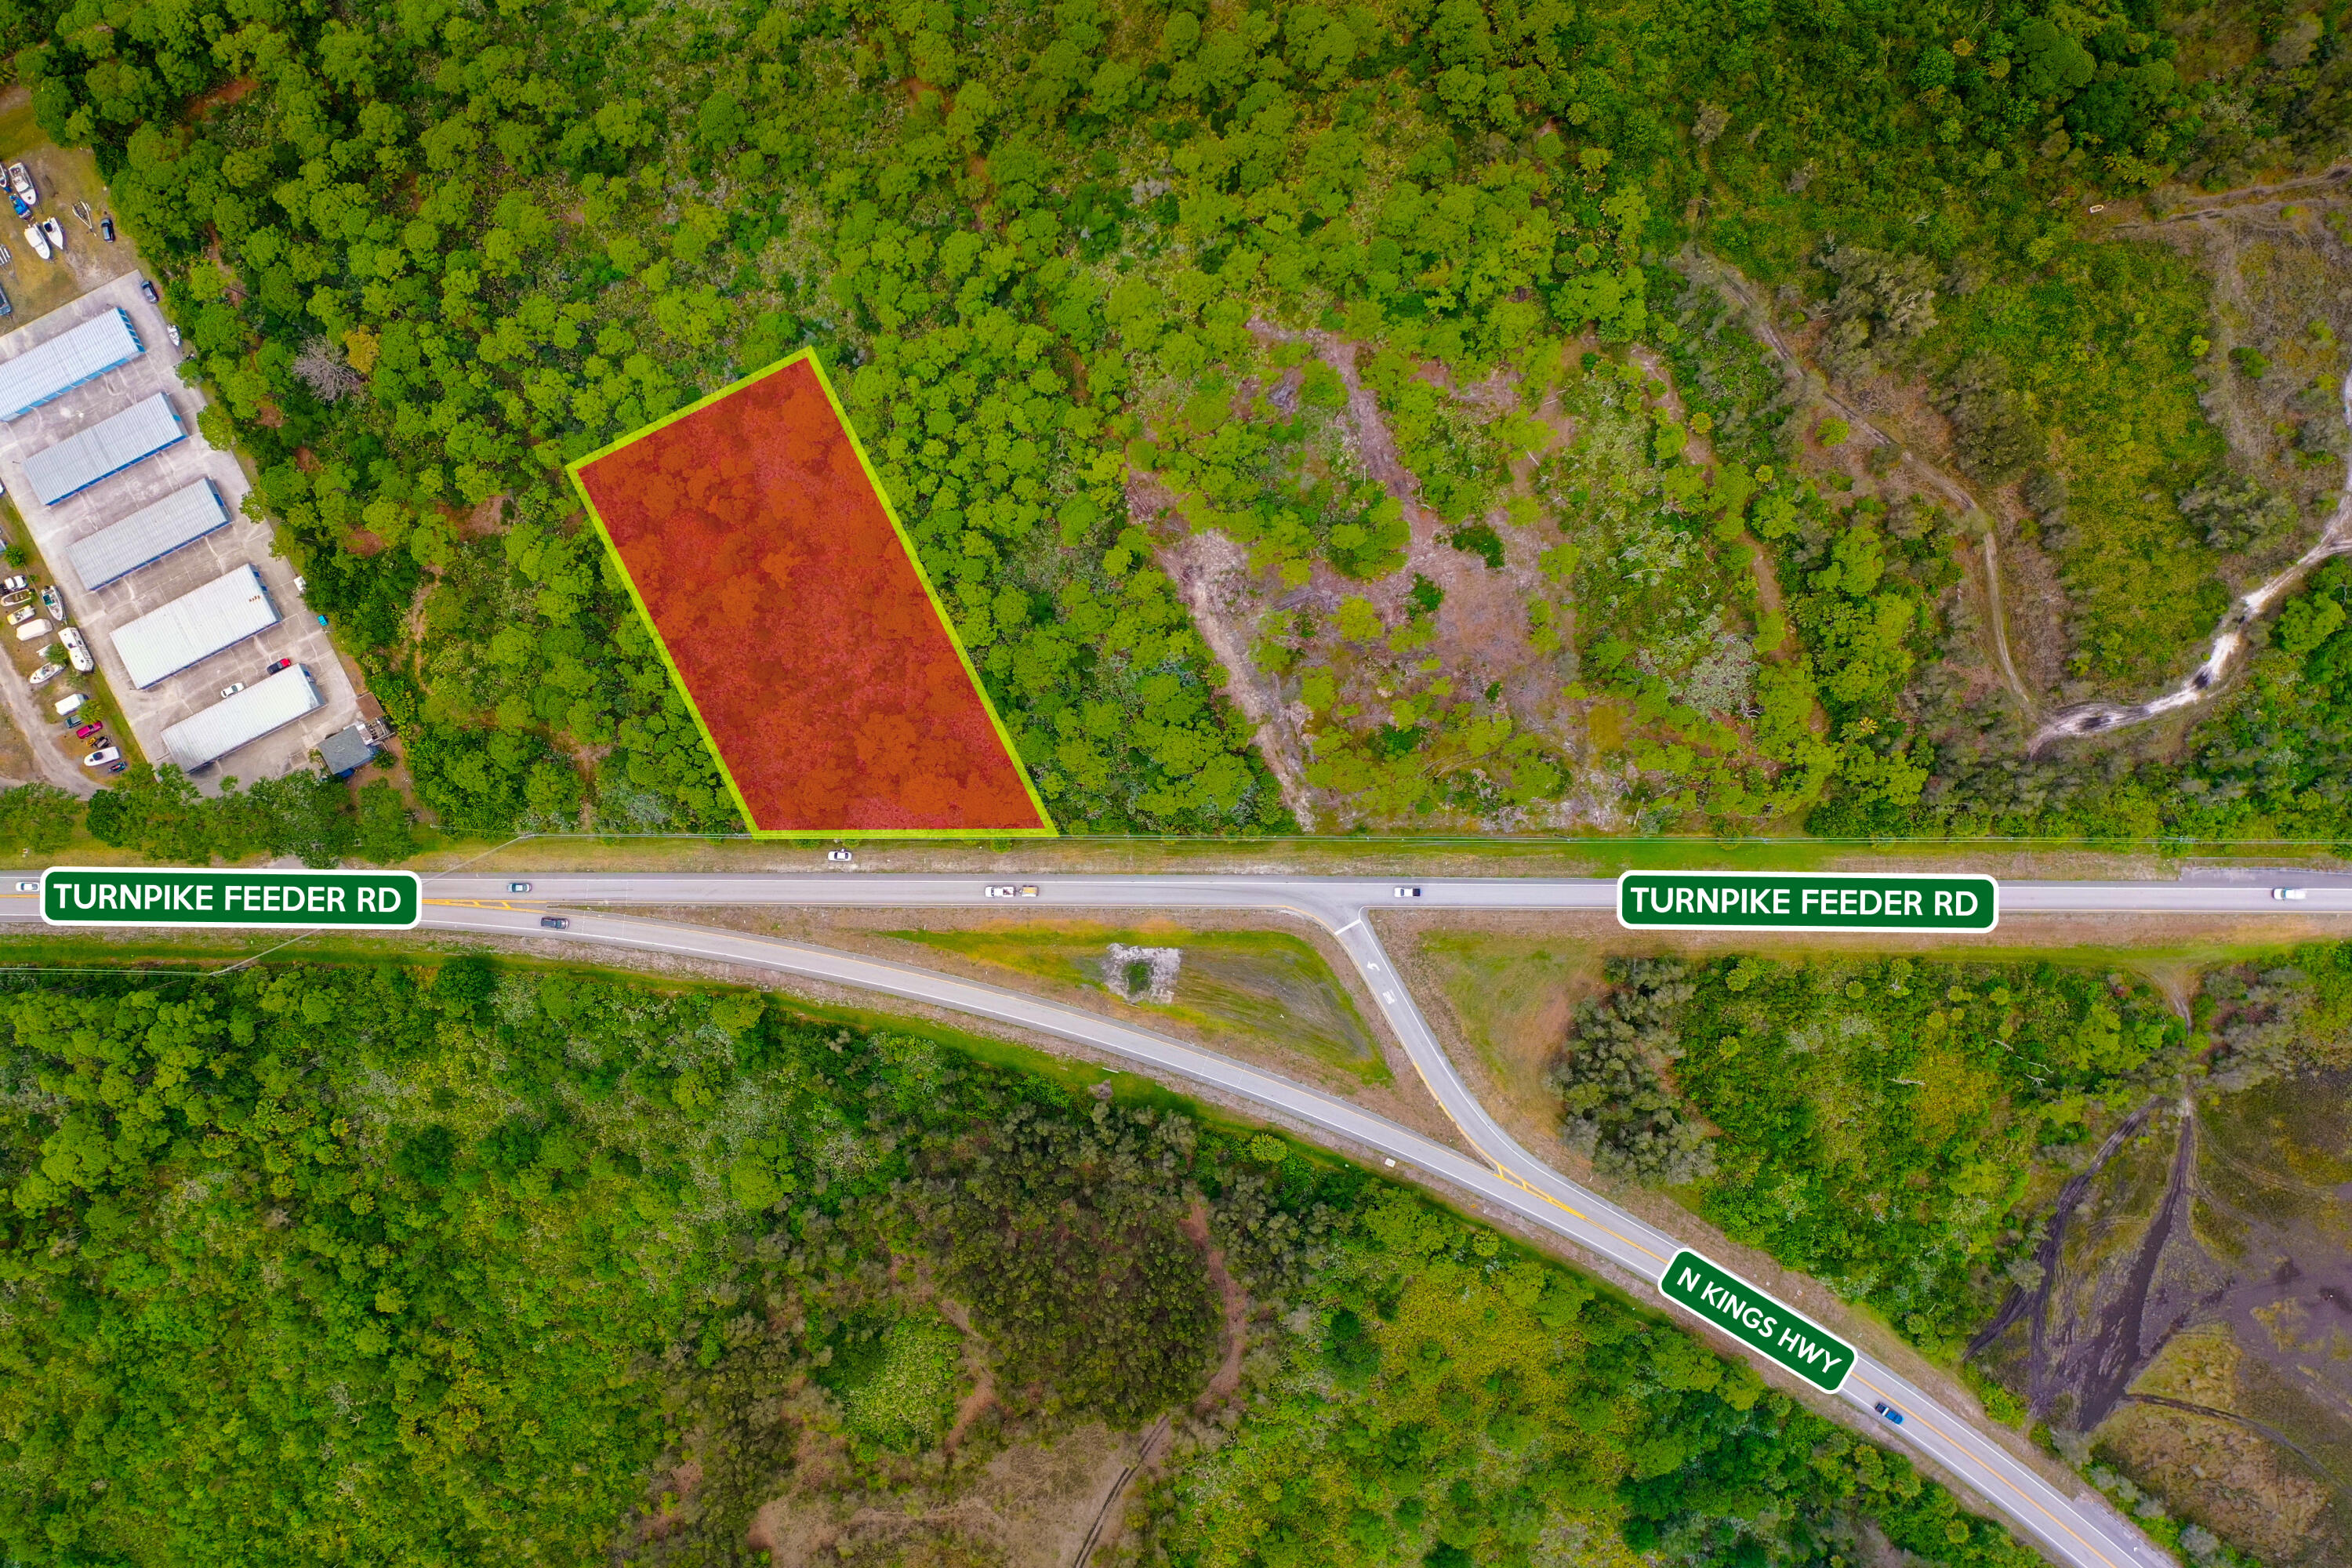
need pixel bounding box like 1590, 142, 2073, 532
22, 868, 2329, 1567
398, 869, 2311, 1568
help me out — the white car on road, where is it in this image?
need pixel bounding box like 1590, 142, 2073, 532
982, 884, 1039, 898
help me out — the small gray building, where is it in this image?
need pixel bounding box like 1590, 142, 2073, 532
317, 724, 378, 779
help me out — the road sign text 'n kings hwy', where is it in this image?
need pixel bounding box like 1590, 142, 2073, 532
1659, 1250, 1856, 1392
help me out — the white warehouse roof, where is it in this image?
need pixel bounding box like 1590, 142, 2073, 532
110, 563, 280, 689
0, 307, 143, 422
161, 664, 321, 771
23, 392, 184, 505
67, 478, 230, 593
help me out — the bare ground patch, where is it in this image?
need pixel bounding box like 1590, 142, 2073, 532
1131, 327, 1602, 833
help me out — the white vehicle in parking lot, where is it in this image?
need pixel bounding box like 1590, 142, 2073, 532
26, 662, 60, 687
13, 617, 49, 641
58, 626, 91, 673
20, 223, 47, 261
82, 746, 120, 768
5, 605, 31, 626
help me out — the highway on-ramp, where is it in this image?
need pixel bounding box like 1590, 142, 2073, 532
390, 869, 2335, 1568
13, 868, 2326, 1565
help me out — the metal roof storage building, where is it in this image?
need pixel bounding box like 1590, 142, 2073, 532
23, 392, 185, 505
0, 307, 143, 422
110, 563, 280, 688
161, 664, 321, 771
67, 478, 230, 592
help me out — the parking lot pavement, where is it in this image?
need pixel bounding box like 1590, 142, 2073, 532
0, 270, 361, 793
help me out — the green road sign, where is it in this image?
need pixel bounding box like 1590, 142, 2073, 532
1659, 1249, 1856, 1393
1617, 870, 1997, 932
40, 867, 422, 928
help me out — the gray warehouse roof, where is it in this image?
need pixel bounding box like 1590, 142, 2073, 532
110, 563, 280, 689
162, 664, 321, 771
67, 478, 230, 593
0, 307, 143, 422
23, 392, 185, 505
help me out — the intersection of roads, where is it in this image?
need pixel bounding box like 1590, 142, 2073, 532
21, 868, 2344, 1568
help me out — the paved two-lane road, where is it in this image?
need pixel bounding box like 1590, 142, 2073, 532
13, 868, 2326, 1565
387, 869, 2339, 1568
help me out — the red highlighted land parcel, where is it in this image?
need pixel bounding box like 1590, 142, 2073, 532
568, 352, 1051, 836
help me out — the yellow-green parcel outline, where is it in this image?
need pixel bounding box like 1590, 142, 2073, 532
562, 347, 1058, 838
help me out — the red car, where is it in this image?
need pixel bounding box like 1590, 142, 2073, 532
264, 656, 292, 673
72, 721, 101, 739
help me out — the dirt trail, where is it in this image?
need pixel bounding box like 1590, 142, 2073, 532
1180, 1195, 1252, 1411
2119, 1393, 2347, 1488
2030, 365, 2352, 753
1673, 248, 2040, 717
2112, 162, 2351, 229
2056, 1105, 2205, 1432
1070, 1413, 1170, 1568
1967, 1100, 2161, 1367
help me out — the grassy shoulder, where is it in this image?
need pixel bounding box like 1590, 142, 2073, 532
0, 951, 2056, 1568
1420, 921, 2352, 1568
891, 917, 1389, 1085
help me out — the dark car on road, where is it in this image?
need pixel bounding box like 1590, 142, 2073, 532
539, 916, 569, 930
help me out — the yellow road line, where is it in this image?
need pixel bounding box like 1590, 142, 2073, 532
1850, 1371, 2122, 1568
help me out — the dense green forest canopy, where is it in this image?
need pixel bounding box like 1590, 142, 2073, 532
0, 956, 2042, 1566
3, 0, 2347, 848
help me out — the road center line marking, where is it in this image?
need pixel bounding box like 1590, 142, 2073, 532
1850, 1373, 2122, 1568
